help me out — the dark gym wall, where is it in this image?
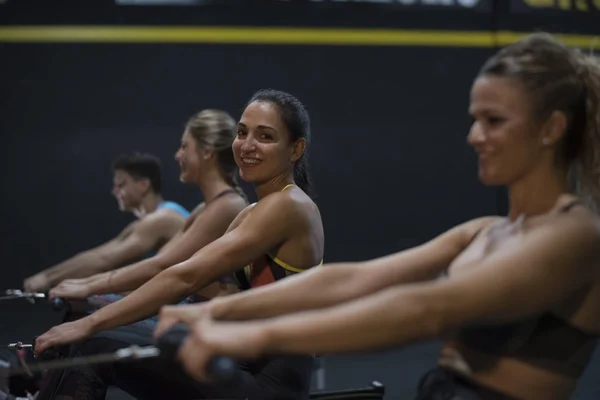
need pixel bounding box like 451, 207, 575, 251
0, 1, 505, 280
1, 1, 599, 398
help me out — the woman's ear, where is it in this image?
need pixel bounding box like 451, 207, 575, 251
291, 138, 307, 162
540, 110, 567, 148
200, 147, 215, 161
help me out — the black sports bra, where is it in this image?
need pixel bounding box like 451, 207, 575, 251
454, 200, 599, 378
456, 312, 598, 378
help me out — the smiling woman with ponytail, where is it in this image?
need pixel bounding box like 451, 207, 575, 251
157, 34, 600, 400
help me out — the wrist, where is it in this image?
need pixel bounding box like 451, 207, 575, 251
38, 273, 51, 289
86, 312, 103, 332
209, 296, 230, 320
258, 321, 279, 354
86, 278, 103, 296
97, 271, 114, 294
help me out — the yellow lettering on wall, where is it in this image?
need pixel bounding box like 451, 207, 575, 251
573, 0, 588, 11
525, 0, 598, 11
523, 0, 554, 7
557, 0, 571, 9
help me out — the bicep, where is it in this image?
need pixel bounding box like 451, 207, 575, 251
171, 201, 294, 286
433, 218, 600, 327
223, 205, 254, 234
101, 222, 162, 265
86, 223, 136, 255
157, 230, 184, 254
157, 205, 240, 266
113, 223, 136, 240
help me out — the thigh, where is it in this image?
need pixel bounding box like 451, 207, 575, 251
80, 337, 312, 400
415, 367, 516, 400
42, 321, 311, 400
35, 320, 157, 400
110, 356, 263, 400
76, 323, 259, 400
251, 355, 314, 400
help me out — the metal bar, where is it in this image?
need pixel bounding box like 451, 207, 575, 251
7, 346, 160, 377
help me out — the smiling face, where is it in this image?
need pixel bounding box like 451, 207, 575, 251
467, 75, 553, 186
232, 101, 297, 185
174, 129, 206, 184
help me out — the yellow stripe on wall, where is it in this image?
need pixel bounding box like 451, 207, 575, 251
0, 26, 596, 48
495, 31, 598, 48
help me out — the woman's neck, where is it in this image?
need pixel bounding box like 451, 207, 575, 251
255, 171, 295, 200
507, 165, 570, 221
196, 171, 235, 204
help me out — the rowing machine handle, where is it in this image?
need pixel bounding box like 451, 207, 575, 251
50, 297, 66, 311
156, 323, 238, 383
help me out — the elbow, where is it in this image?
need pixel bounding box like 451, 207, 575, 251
166, 264, 198, 295
326, 263, 362, 292
151, 255, 174, 274
91, 254, 116, 273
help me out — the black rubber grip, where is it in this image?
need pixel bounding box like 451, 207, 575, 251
50, 297, 66, 311
156, 323, 239, 383
32, 337, 61, 361
156, 323, 189, 360
205, 355, 238, 383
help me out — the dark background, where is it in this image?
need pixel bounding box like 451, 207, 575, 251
1, 0, 599, 398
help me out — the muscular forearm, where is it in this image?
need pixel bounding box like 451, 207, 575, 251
75, 273, 109, 287
88, 267, 192, 332
212, 262, 388, 321
87, 249, 235, 332
44, 251, 109, 286
211, 242, 453, 322
262, 284, 441, 355
87, 258, 163, 296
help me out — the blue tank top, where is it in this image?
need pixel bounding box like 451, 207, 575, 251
157, 200, 190, 218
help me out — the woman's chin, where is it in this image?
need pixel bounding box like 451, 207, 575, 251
238, 170, 259, 184
478, 172, 506, 187
179, 172, 190, 183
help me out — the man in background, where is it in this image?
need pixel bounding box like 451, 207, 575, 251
23, 152, 189, 292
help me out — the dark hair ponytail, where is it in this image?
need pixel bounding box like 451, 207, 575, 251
293, 154, 312, 197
